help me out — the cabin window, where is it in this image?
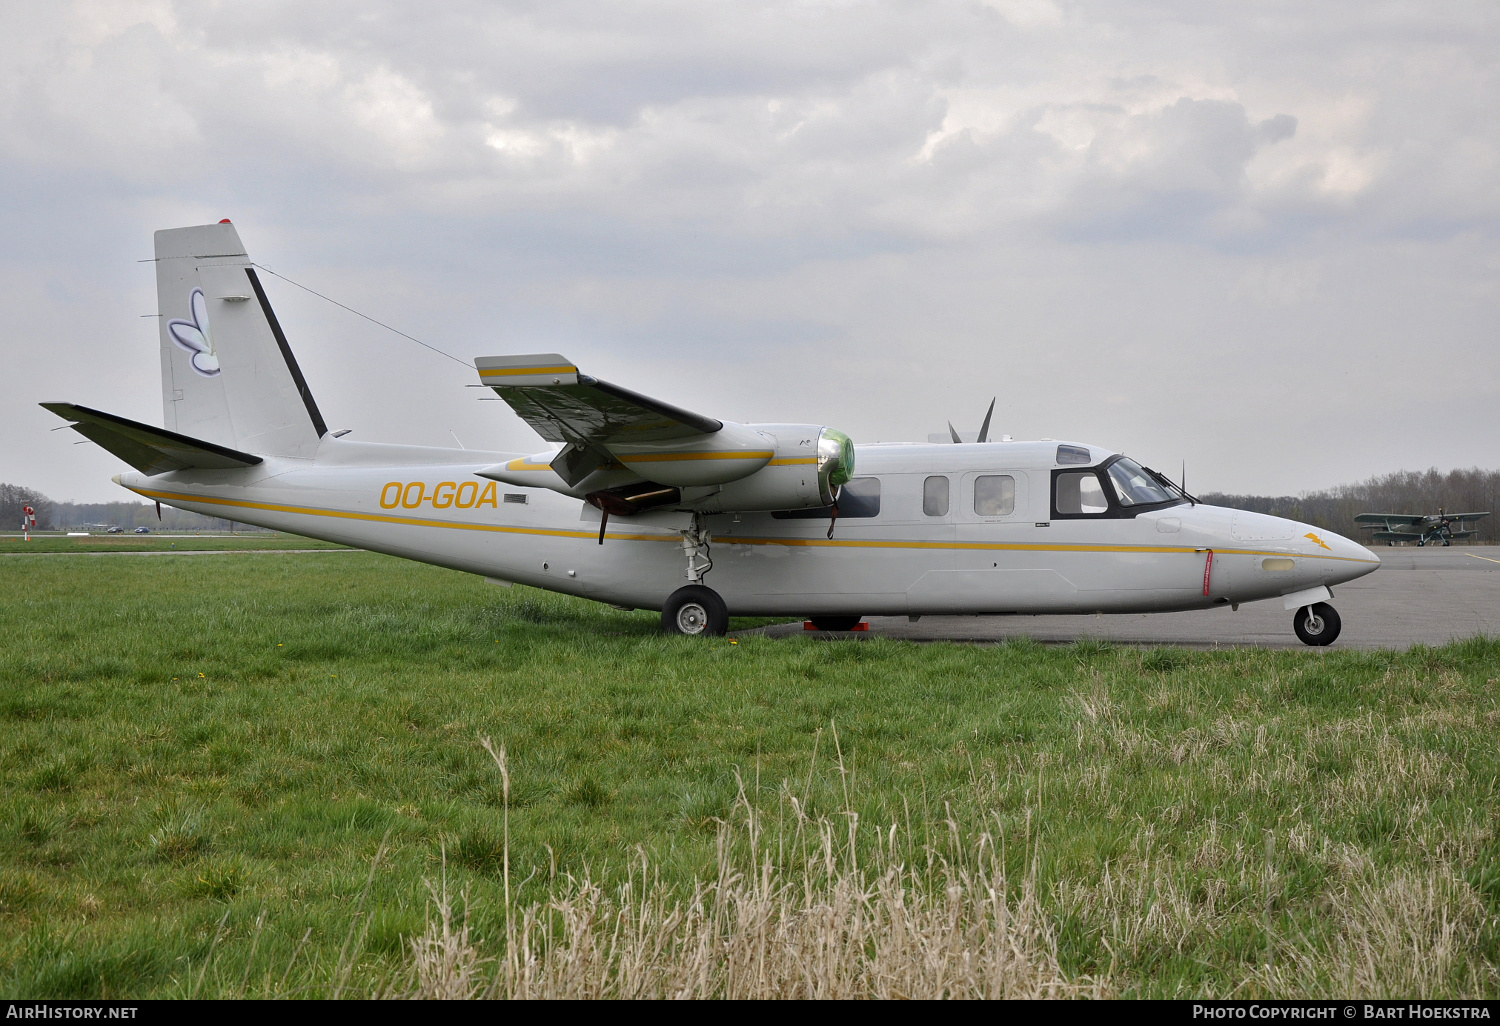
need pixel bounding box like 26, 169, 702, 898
1106, 458, 1172, 507
973, 475, 1015, 517
1056, 444, 1092, 465
923, 476, 950, 517
1055, 471, 1109, 515
772, 477, 881, 519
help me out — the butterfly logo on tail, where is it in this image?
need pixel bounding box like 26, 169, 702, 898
167, 288, 221, 377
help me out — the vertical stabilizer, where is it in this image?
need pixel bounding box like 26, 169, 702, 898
155, 222, 325, 458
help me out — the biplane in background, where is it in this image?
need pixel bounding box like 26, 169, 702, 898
1354, 509, 1490, 546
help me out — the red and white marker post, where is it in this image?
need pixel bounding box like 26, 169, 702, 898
22, 504, 35, 542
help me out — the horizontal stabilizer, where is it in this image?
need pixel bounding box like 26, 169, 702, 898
41, 402, 263, 476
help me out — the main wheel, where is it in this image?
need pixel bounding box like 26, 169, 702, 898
1293, 602, 1341, 646
661, 585, 729, 637
808, 616, 863, 631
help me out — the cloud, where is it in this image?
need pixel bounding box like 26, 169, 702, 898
2, 0, 1499, 501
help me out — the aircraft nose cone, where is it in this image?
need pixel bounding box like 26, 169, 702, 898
1327, 532, 1380, 582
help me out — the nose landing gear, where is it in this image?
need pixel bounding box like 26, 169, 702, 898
1293, 602, 1341, 646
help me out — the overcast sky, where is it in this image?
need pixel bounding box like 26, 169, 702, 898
3, 1, 1497, 502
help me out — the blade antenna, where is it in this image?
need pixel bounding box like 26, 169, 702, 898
976, 398, 995, 444
947, 421, 962, 444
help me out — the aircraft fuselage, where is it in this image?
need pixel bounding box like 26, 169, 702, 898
119, 436, 1380, 618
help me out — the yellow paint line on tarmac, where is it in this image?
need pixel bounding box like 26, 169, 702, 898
1466, 552, 1500, 565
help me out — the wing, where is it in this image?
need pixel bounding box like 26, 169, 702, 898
476, 354, 720, 445
1445, 512, 1491, 522
1354, 513, 1428, 525
41, 402, 263, 475
475, 354, 780, 489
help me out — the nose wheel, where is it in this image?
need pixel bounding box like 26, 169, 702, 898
662, 585, 729, 637
1293, 602, 1341, 646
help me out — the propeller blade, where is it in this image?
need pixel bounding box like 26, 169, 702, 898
976, 397, 995, 443
947, 421, 962, 444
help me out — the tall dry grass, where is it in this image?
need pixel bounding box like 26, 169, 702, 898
398, 737, 1104, 999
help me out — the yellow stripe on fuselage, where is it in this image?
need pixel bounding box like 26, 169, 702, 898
129, 487, 671, 543
127, 486, 1380, 563
767, 457, 817, 466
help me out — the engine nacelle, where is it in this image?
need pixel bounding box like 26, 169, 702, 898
607, 420, 774, 487
483, 423, 855, 516
584, 425, 854, 516
654, 424, 854, 514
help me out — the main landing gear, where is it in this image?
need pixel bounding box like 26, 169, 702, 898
662, 513, 730, 637
662, 585, 729, 636
1293, 602, 1341, 646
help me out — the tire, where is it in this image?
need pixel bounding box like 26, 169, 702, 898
661, 585, 729, 637
808, 616, 864, 631
1293, 602, 1341, 646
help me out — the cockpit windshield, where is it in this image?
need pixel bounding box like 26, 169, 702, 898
1107, 458, 1174, 506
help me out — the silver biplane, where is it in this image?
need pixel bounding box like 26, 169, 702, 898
43, 222, 1380, 645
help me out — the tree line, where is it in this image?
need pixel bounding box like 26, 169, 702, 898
1202, 467, 1499, 545
0, 483, 266, 533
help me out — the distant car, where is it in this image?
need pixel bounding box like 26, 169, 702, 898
107, 526, 123, 534
134, 527, 150, 534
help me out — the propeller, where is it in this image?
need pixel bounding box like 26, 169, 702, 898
977, 398, 995, 443
947, 397, 998, 443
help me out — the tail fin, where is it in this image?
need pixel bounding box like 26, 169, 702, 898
155, 222, 326, 457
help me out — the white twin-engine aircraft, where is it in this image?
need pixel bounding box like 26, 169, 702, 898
45, 222, 1380, 644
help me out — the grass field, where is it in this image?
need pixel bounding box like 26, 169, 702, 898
1, 552, 1497, 998
2, 533, 348, 553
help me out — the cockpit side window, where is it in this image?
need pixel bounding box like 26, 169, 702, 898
1051, 455, 1186, 519
1054, 470, 1109, 515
